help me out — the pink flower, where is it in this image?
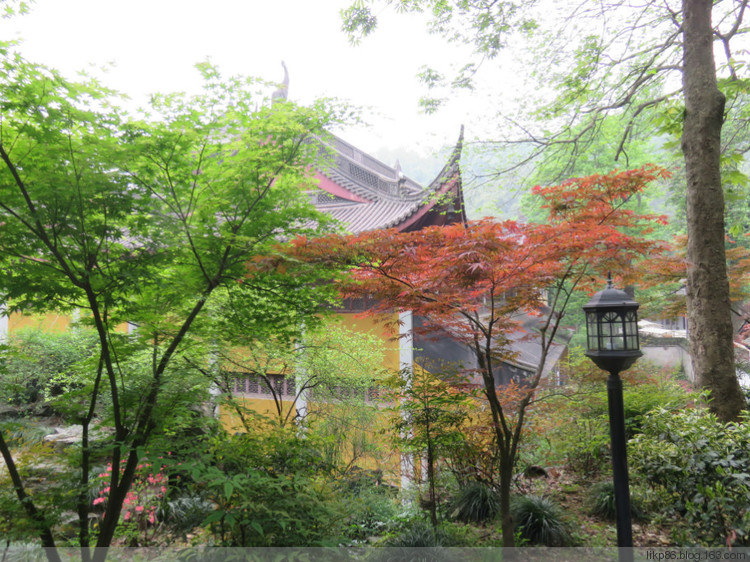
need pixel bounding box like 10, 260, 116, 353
124, 512, 130, 521
93, 498, 105, 506
135, 506, 144, 513
102, 487, 110, 493
148, 512, 156, 524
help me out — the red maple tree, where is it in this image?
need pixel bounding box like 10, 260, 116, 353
286, 165, 670, 546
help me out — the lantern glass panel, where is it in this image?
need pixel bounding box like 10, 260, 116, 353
586, 311, 599, 351
602, 311, 625, 350
624, 310, 639, 350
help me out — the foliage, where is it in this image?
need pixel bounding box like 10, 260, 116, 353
510, 495, 575, 547
523, 348, 692, 475
0, 431, 70, 544
342, 0, 538, 114
170, 415, 402, 548
210, 322, 393, 478
338, 475, 400, 543
0, 328, 98, 407
157, 495, 214, 539
445, 407, 501, 487
382, 520, 444, 547
380, 519, 478, 547
585, 481, 618, 522
0, 42, 348, 553
629, 407, 750, 547
312, 400, 385, 474
91, 460, 169, 546
449, 481, 502, 524
182, 425, 349, 547
1, 1, 31, 19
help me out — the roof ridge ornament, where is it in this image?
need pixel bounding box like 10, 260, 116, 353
271, 61, 289, 104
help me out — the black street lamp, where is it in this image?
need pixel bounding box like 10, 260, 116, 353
583, 275, 642, 552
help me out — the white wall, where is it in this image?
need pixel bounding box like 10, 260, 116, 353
642, 344, 693, 382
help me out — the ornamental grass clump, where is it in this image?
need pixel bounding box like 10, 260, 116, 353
450, 481, 502, 523
586, 481, 648, 522
511, 495, 575, 547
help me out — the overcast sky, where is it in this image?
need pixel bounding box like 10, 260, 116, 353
0, 0, 482, 160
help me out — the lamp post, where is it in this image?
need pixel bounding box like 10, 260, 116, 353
583, 276, 642, 552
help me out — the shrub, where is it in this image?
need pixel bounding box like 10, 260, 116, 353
339, 474, 400, 543
449, 481, 501, 523
91, 460, 170, 546
158, 495, 214, 537
0, 329, 97, 407
511, 495, 575, 546
0, 420, 52, 448
586, 481, 617, 521
561, 417, 611, 477
0, 435, 70, 543
382, 519, 476, 547
383, 520, 443, 547
187, 428, 348, 546
374, 521, 465, 562
526, 352, 691, 476
629, 407, 750, 546
586, 481, 647, 522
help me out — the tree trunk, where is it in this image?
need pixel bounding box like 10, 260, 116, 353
426, 435, 438, 529
682, 0, 745, 421
499, 449, 515, 548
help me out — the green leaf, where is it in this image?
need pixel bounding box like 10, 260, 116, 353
250, 520, 264, 536
223, 480, 234, 500
202, 510, 225, 525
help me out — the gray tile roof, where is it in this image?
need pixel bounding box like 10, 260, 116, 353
312, 127, 465, 233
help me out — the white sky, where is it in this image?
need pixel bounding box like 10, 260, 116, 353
0, 0, 480, 159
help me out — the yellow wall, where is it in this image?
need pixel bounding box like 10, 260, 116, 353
334, 311, 401, 372
219, 396, 297, 432
8, 311, 71, 333
5, 310, 131, 335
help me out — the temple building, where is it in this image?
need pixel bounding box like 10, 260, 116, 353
224, 128, 468, 418
225, 124, 568, 421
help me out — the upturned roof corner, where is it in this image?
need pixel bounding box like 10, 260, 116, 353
312, 125, 466, 233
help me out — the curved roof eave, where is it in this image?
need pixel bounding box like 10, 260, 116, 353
386, 125, 466, 231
